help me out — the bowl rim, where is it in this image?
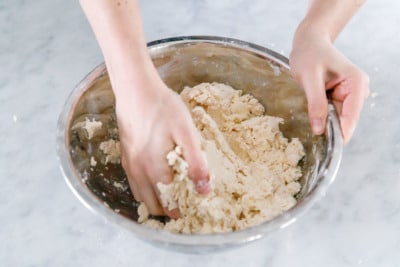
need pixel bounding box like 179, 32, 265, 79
56, 35, 343, 249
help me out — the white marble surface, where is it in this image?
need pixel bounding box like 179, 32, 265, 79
1, 0, 399, 266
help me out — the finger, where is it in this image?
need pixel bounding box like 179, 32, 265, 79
136, 176, 165, 216
127, 148, 165, 216
146, 153, 181, 218
331, 71, 370, 101
127, 174, 142, 202
142, 134, 182, 218
146, 161, 182, 218
121, 155, 143, 202
173, 118, 210, 195
299, 70, 329, 135
145, 133, 175, 183
164, 208, 180, 219
186, 150, 210, 195
330, 68, 369, 144
331, 82, 350, 102
332, 99, 343, 118
336, 83, 365, 145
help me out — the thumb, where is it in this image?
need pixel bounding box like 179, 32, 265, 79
299, 71, 329, 135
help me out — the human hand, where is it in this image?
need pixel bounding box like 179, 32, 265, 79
290, 29, 369, 144
79, 0, 210, 217
113, 71, 210, 218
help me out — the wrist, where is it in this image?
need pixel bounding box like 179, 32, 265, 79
296, 0, 365, 45
294, 18, 332, 44
105, 49, 161, 93
107, 57, 169, 110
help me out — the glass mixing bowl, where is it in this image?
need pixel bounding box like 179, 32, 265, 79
57, 36, 343, 253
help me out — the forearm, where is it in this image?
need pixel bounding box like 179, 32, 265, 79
296, 0, 366, 42
79, 0, 157, 97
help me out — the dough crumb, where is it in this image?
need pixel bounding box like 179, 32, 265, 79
90, 156, 97, 167
137, 203, 149, 223
72, 117, 102, 140
80, 170, 89, 183
113, 181, 128, 192
99, 139, 121, 164
138, 203, 164, 229
140, 82, 305, 233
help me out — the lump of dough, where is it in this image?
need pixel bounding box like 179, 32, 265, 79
99, 139, 121, 164
139, 82, 305, 234
72, 117, 102, 140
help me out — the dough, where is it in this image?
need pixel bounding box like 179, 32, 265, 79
90, 156, 97, 167
139, 82, 305, 233
99, 139, 121, 164
71, 117, 102, 140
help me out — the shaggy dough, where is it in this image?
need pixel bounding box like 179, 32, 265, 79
139, 82, 305, 233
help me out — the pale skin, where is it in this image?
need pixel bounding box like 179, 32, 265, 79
80, 0, 369, 217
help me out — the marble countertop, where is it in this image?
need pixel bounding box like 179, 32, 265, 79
1, 0, 399, 266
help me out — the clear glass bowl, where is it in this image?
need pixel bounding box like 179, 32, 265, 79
56, 36, 343, 253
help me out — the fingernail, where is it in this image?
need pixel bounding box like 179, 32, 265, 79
195, 179, 210, 193
196, 179, 208, 189
312, 119, 324, 134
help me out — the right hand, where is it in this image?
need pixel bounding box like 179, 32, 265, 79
112, 70, 210, 218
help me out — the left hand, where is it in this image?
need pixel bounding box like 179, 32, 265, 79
290, 29, 369, 144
